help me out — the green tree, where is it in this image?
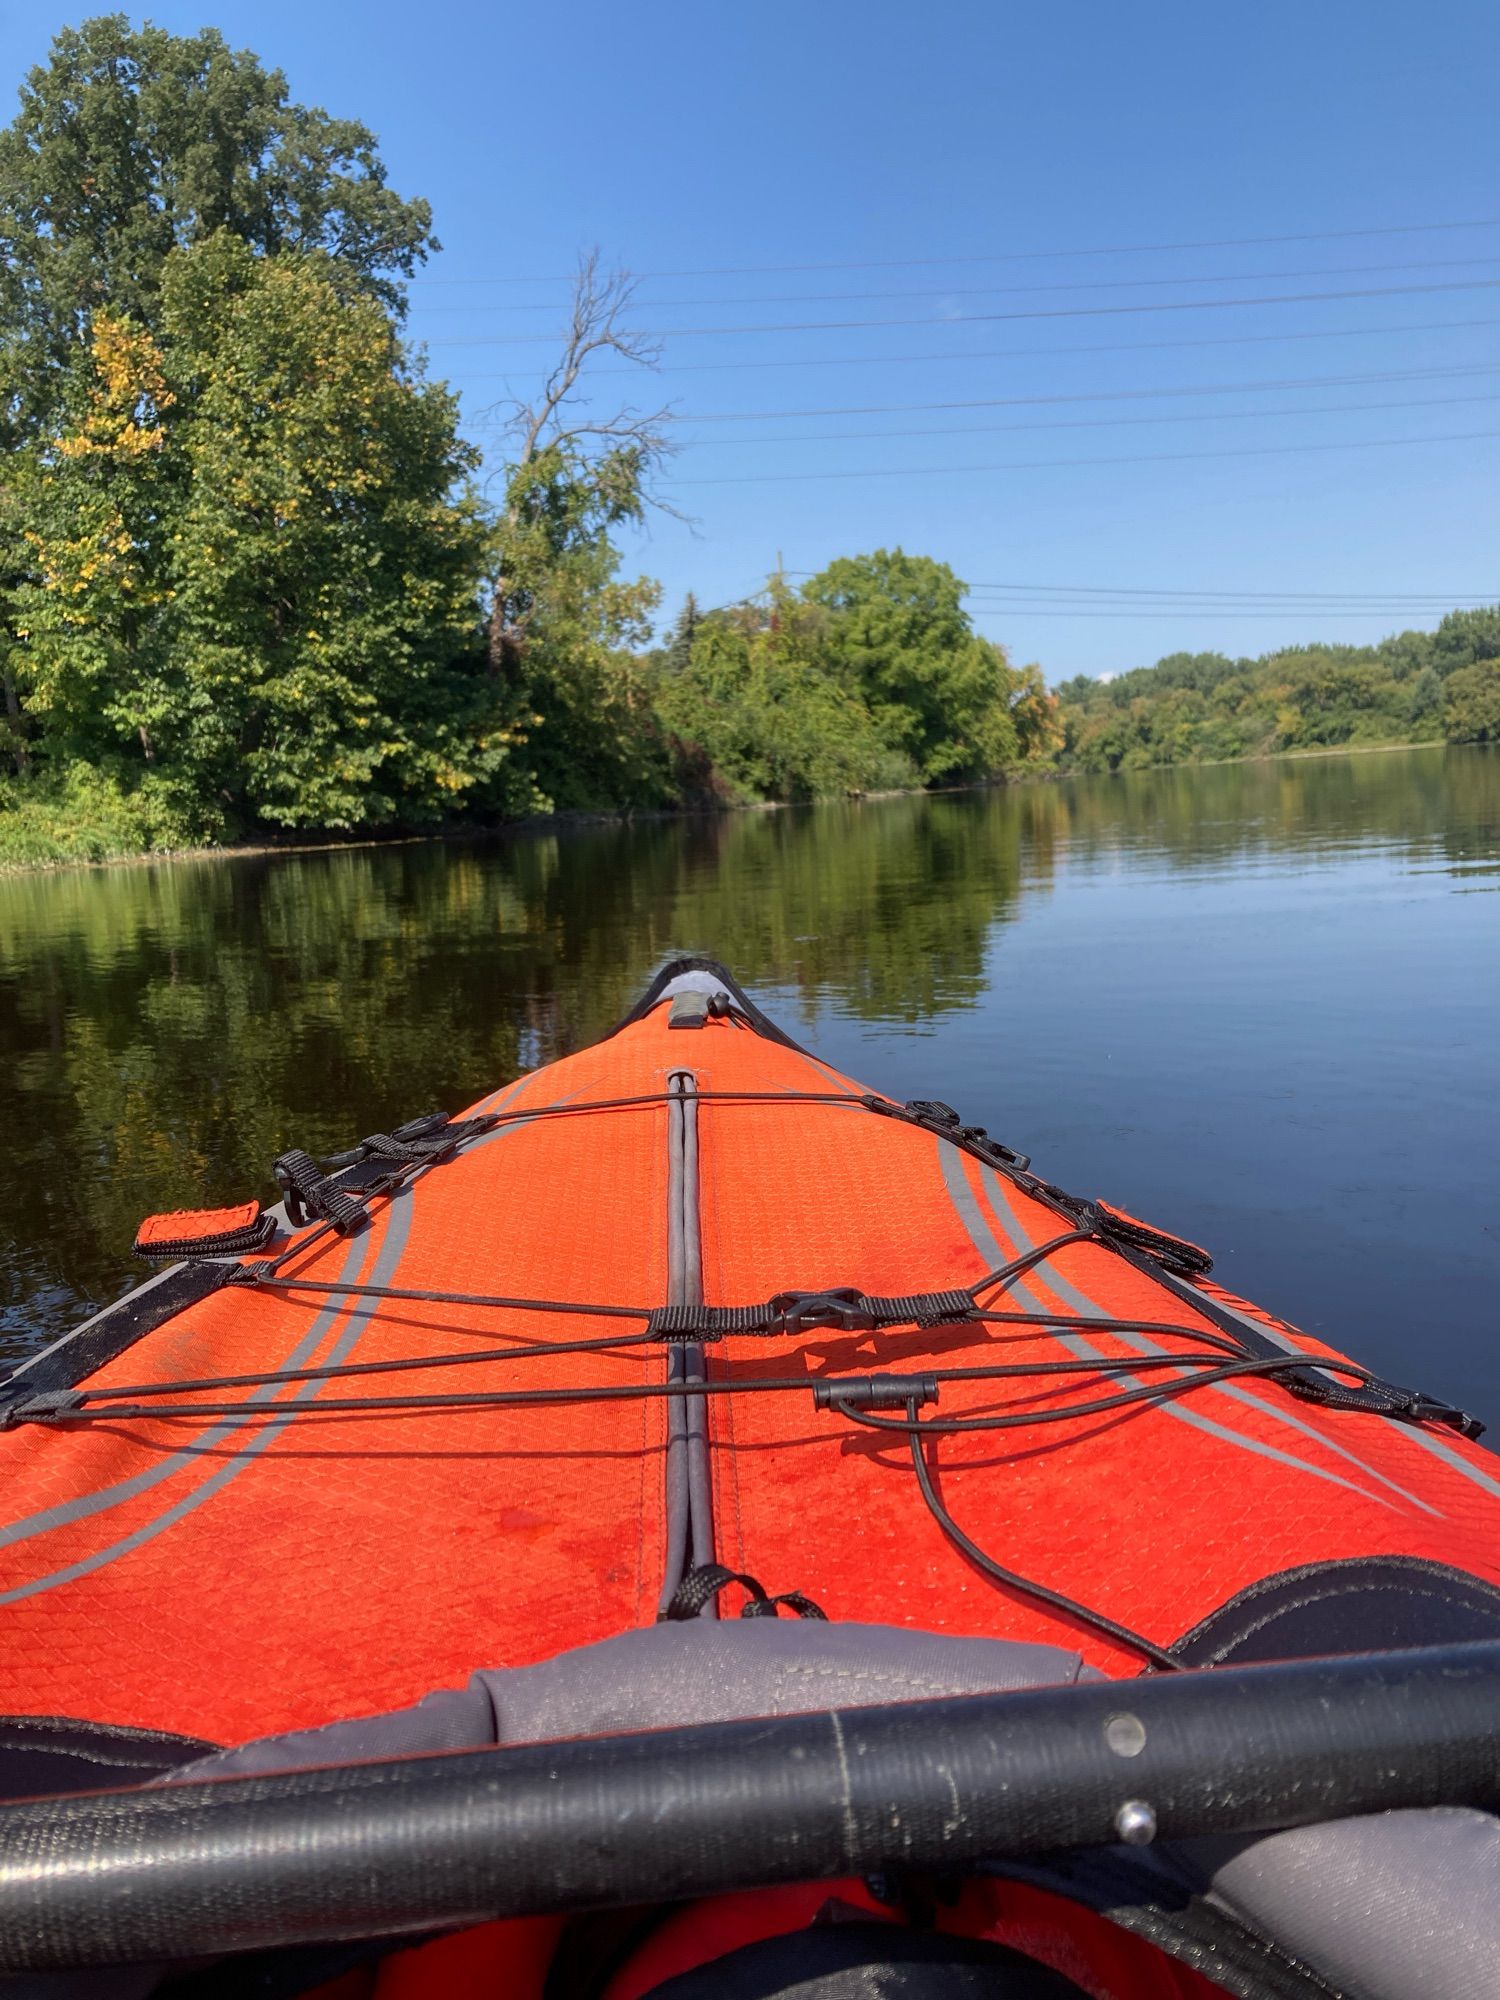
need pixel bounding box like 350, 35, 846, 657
13, 307, 188, 794
168, 238, 528, 827
662, 593, 701, 675
493, 442, 667, 810
1051, 611, 1500, 774
0, 14, 444, 822
16, 236, 529, 831
655, 578, 891, 801
1443, 660, 1500, 743
1430, 608, 1500, 675
0, 14, 434, 447
801, 549, 1054, 781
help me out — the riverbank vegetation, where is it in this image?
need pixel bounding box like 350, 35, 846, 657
0, 20, 1495, 870
1053, 613, 1500, 774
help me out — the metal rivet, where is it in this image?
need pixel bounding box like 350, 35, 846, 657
1114, 1798, 1157, 1845
1104, 1712, 1147, 1758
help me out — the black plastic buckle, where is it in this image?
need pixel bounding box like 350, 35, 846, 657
769, 1288, 875, 1335
905, 1099, 960, 1126
1401, 1391, 1486, 1441
960, 1126, 1032, 1172
885, 1099, 1032, 1173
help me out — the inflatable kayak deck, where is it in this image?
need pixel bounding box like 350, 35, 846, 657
1, 955, 1498, 1996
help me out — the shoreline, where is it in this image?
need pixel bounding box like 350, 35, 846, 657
0, 736, 1461, 879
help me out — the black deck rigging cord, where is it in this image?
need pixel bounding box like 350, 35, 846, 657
5, 1074, 1484, 1680
903, 1398, 1186, 1674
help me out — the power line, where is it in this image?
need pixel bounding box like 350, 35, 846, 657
474, 386, 1500, 448
442, 315, 1500, 382
674, 425, 1500, 485
956, 581, 1492, 602
408, 214, 1500, 287
778, 569, 1495, 608
966, 593, 1493, 607
965, 593, 1493, 607
648, 362, 1500, 425
964, 608, 1474, 620
423, 277, 1500, 347
643, 388, 1500, 448
414, 254, 1499, 316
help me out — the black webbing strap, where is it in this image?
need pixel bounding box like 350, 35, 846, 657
271, 1150, 369, 1237
1084, 1201, 1214, 1279
272, 1112, 500, 1237
646, 1288, 978, 1343
0, 1388, 84, 1430
659, 1562, 828, 1622
1137, 1254, 1485, 1439
862, 1096, 1215, 1278
321, 1111, 499, 1172
0, 1263, 238, 1400
1281, 1367, 1484, 1437
863, 1095, 1032, 1174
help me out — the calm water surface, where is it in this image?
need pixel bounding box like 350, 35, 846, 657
2, 745, 1495, 1411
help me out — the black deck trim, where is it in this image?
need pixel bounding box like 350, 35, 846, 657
608, 956, 812, 1054
1174, 1554, 1500, 1667
3, 1261, 237, 1396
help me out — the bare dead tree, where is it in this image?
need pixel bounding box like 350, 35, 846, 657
486, 250, 678, 676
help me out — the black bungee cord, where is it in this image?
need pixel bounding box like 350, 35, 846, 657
899, 1394, 1187, 1674
13, 1087, 1418, 1676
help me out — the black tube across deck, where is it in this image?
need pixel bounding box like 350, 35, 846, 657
1, 1640, 1498, 1972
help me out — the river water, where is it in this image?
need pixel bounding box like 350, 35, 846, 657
2, 744, 1495, 1413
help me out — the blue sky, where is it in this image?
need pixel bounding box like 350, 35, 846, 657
3, 0, 1498, 678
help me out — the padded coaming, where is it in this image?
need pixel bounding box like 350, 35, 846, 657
1, 1006, 1498, 1741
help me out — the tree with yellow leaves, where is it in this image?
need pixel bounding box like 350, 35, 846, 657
16, 236, 533, 831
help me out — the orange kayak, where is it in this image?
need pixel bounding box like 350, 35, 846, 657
1, 957, 1497, 1998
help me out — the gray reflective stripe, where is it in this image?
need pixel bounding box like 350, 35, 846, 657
0, 1075, 538, 1559
0, 1188, 414, 1606
1179, 1280, 1347, 1393
1198, 1288, 1500, 1504
1384, 1422, 1500, 1503
469, 1074, 544, 1119
972, 1159, 1427, 1514
797, 1048, 864, 1095
0, 1230, 374, 1557
0, 1079, 553, 1604
936, 1144, 1407, 1514
1165, 1283, 1451, 1514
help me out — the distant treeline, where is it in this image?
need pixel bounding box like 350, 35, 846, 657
0, 22, 1495, 869
1053, 612, 1500, 773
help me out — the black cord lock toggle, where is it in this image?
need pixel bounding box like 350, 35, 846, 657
813, 1374, 939, 1412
